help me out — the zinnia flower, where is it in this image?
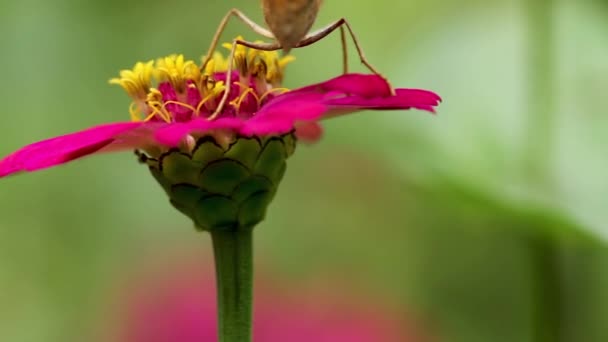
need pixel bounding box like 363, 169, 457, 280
0, 43, 440, 230
1, 38, 441, 342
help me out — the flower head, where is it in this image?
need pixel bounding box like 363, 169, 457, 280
0, 40, 441, 229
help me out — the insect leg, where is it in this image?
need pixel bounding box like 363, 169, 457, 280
340, 25, 348, 74
208, 38, 282, 119
201, 8, 275, 72
297, 18, 382, 76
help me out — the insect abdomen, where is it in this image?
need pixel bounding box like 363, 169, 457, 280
262, 0, 322, 52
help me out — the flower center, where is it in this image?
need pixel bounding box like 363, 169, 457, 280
109, 37, 294, 123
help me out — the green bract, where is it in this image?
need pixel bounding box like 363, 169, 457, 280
140, 133, 296, 231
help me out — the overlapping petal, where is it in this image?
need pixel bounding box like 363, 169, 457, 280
262, 74, 440, 119
0, 122, 151, 177
0, 73, 440, 178
152, 118, 244, 147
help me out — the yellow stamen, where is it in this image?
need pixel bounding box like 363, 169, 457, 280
144, 88, 172, 123
259, 87, 290, 104
162, 100, 197, 116
145, 103, 172, 123
129, 102, 141, 122
231, 87, 259, 114
195, 81, 226, 115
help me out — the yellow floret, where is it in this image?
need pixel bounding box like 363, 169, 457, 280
218, 40, 295, 84
155, 54, 199, 93
222, 36, 253, 76
111, 36, 296, 123
202, 52, 228, 77
109, 61, 155, 100
262, 51, 295, 84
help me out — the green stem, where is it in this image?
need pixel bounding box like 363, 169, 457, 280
529, 236, 562, 342
524, 2, 563, 341
211, 229, 254, 342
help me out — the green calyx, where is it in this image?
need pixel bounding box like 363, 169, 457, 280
139, 133, 296, 231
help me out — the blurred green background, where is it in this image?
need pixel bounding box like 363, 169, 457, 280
1, 0, 607, 341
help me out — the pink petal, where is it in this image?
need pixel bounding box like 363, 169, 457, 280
240, 101, 327, 136
154, 101, 328, 144
153, 118, 244, 146
241, 74, 396, 137
0, 122, 154, 177
324, 88, 442, 114
292, 73, 393, 98
262, 74, 441, 123
261, 74, 391, 111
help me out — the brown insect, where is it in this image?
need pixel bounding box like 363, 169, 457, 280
202, 0, 383, 117
262, 0, 323, 53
